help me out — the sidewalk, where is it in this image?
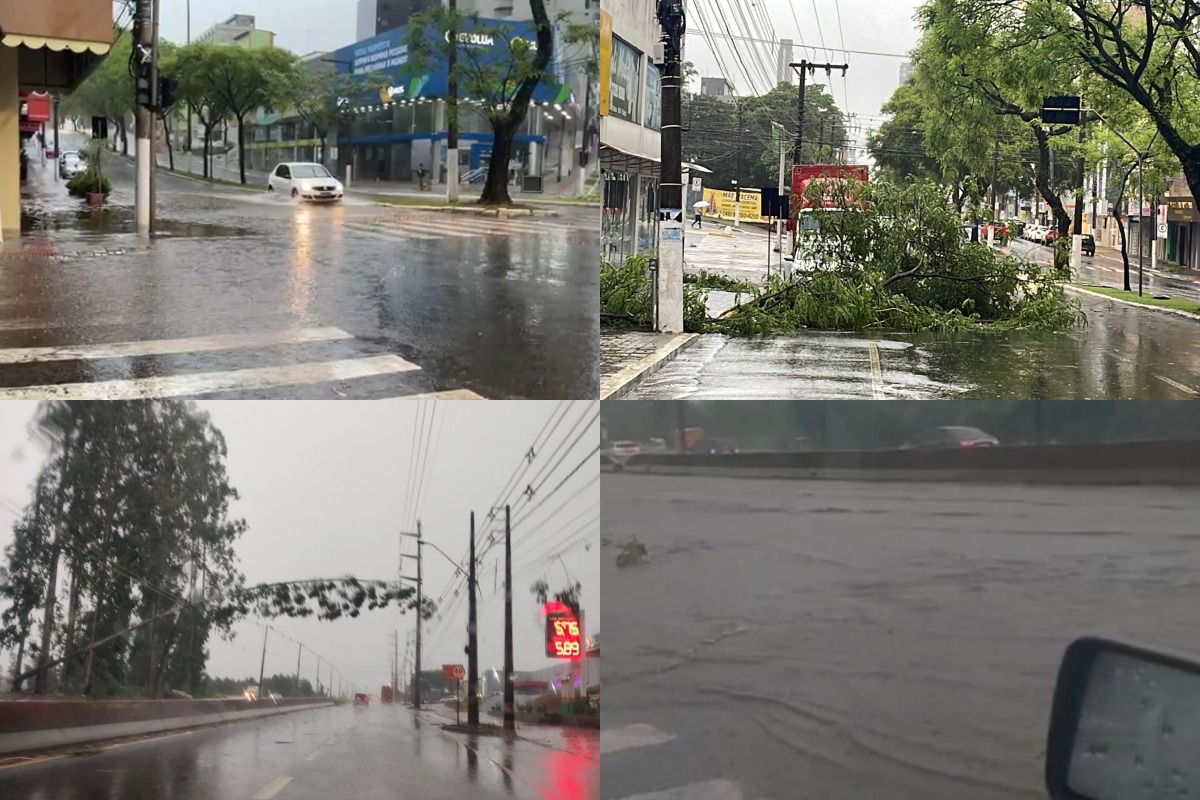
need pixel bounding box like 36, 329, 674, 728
420, 702, 598, 760
600, 329, 698, 399
155, 150, 598, 206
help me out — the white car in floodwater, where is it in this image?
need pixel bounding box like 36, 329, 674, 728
267, 162, 344, 202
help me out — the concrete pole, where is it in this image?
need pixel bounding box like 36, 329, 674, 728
655, 2, 685, 333
135, 0, 153, 237
414, 522, 422, 708
0, 47, 18, 242
503, 505, 515, 731
467, 511, 479, 726
257, 626, 268, 699
447, 0, 460, 202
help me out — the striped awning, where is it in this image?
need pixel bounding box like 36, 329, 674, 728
1, 33, 111, 54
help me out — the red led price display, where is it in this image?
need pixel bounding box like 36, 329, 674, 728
545, 610, 583, 659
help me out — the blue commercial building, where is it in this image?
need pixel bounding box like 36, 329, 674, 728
328, 17, 577, 185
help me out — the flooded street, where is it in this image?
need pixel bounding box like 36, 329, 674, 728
2, 136, 598, 399
600, 473, 1200, 800
623, 291, 1200, 399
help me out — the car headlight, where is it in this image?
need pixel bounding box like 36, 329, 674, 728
300, 181, 312, 191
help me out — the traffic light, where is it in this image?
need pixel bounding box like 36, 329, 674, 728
135, 74, 154, 110
157, 77, 179, 111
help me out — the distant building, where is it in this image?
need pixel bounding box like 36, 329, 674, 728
193, 14, 275, 49
700, 76, 736, 100
776, 38, 794, 87
899, 60, 915, 85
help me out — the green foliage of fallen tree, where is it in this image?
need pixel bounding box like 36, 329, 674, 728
599, 254, 709, 332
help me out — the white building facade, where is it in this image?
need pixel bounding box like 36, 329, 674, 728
599, 0, 663, 264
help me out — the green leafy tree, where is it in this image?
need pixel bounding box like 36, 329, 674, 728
406, 2, 555, 205
868, 81, 945, 186
60, 30, 134, 154
163, 44, 231, 179
282, 66, 391, 169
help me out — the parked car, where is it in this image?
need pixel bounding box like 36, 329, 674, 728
267, 162, 344, 202
900, 426, 1001, 450
608, 440, 641, 458
353, 692, 370, 707
1044, 228, 1060, 245
1081, 233, 1095, 256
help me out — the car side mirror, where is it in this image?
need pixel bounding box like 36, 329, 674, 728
1046, 636, 1200, 799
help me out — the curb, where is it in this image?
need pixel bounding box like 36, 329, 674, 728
1067, 285, 1200, 322
600, 332, 699, 400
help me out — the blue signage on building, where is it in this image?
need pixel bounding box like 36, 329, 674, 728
332, 18, 574, 106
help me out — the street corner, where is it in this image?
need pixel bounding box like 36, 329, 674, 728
600, 330, 700, 399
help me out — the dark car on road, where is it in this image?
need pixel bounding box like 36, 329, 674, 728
900, 426, 1000, 450
1081, 233, 1095, 256
353, 693, 369, 707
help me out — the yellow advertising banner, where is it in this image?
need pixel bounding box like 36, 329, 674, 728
599, 10, 612, 117
702, 188, 764, 223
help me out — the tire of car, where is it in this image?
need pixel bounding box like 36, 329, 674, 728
291, 188, 299, 198
267, 184, 274, 192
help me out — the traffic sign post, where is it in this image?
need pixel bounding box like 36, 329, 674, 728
442, 664, 465, 724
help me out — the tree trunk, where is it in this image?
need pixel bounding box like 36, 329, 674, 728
153, 620, 179, 696
11, 634, 26, 692
319, 135, 328, 169
83, 596, 104, 696
35, 435, 71, 695
480, 123, 517, 206
203, 125, 212, 179
236, 114, 247, 185
59, 571, 81, 694
163, 113, 175, 171
1112, 162, 1136, 292
1032, 127, 1071, 270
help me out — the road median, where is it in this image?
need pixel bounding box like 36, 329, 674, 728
0, 697, 332, 757
602, 440, 1200, 485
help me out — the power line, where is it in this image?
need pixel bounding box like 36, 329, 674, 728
687, 27, 912, 60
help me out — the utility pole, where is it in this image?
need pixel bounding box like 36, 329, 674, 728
1138, 155, 1144, 296
315, 654, 321, 695
789, 61, 848, 253
655, 0, 685, 334
503, 505, 515, 731
734, 102, 743, 228
134, 0, 154, 236
52, 95, 60, 180
392, 630, 398, 694
446, 0, 460, 201
467, 511, 479, 726
1074, 115, 1086, 235
415, 523, 423, 707
186, 0, 192, 157
257, 626, 268, 699
150, 0, 161, 225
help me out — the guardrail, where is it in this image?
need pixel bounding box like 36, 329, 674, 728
601, 441, 1200, 485
0, 697, 332, 756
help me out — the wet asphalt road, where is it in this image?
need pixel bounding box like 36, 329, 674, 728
0, 137, 598, 399
3, 702, 597, 800
1008, 238, 1200, 303
623, 291, 1200, 399
600, 473, 1200, 800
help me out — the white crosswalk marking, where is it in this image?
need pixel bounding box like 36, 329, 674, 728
601, 723, 677, 755
0, 354, 421, 399
0, 325, 493, 399
343, 213, 584, 243
0, 326, 354, 365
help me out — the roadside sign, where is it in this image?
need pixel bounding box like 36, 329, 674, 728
442, 663, 465, 681
1158, 222, 1168, 238
544, 603, 584, 659
691, 177, 702, 190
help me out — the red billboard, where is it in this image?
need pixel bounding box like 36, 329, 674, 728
791, 165, 869, 209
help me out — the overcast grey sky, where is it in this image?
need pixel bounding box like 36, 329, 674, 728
685, 0, 923, 127
152, 0, 358, 57
0, 401, 599, 695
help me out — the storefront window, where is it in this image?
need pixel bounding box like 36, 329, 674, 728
638, 177, 659, 255
602, 172, 636, 264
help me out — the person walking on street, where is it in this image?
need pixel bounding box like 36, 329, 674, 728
692, 210, 702, 229
417, 163, 428, 191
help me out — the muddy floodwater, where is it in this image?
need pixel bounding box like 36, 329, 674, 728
600, 474, 1200, 800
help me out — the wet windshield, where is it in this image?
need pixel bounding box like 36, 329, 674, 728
291, 165, 332, 179
601, 401, 1200, 800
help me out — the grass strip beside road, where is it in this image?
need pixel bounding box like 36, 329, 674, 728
1075, 283, 1200, 316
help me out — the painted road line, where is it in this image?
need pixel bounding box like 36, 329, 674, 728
612, 779, 747, 800
1155, 374, 1200, 395
341, 222, 443, 241
0, 355, 422, 400
867, 341, 884, 399
0, 327, 355, 365
600, 723, 677, 755
252, 776, 294, 800
304, 749, 322, 762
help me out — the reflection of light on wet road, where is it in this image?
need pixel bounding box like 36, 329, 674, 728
289, 207, 313, 317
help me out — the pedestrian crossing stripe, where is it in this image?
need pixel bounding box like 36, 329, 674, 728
0, 354, 421, 400
341, 222, 443, 242
600, 723, 677, 755
343, 216, 583, 243
611, 780, 747, 800
0, 326, 354, 365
